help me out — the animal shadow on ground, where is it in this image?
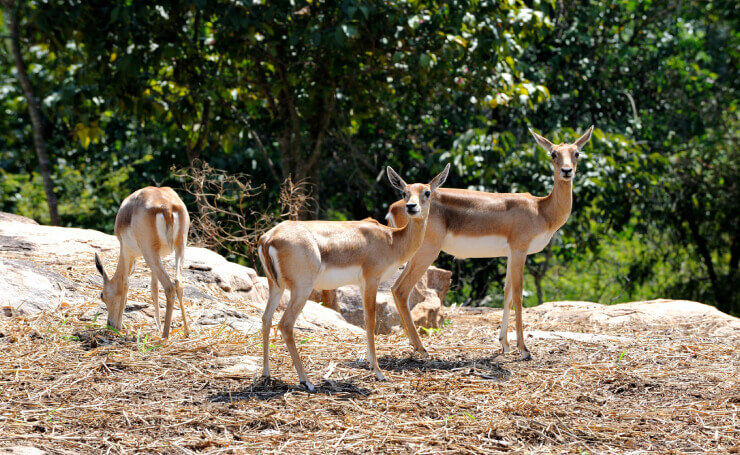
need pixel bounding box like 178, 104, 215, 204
345, 354, 512, 381
208, 377, 372, 402
72, 328, 138, 350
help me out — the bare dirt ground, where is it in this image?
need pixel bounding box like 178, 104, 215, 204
1, 293, 738, 454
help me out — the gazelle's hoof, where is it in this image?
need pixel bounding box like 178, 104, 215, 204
500, 345, 511, 355
521, 350, 532, 361
414, 348, 430, 359
300, 381, 316, 393
374, 371, 387, 382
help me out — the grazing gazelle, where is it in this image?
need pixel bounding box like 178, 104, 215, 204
258, 164, 450, 391
387, 127, 594, 360
94, 186, 191, 339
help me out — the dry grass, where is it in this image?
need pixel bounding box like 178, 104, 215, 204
1, 302, 738, 454
0, 251, 738, 454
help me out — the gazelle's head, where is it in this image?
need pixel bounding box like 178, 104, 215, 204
94, 252, 123, 329
530, 126, 594, 183
387, 163, 450, 219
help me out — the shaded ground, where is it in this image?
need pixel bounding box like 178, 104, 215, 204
1, 300, 738, 454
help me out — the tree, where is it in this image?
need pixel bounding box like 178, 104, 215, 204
1, 0, 60, 224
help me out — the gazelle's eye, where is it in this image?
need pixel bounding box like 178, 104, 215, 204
575, 151, 580, 158
424, 190, 431, 197
402, 191, 408, 199
100, 292, 104, 300
550, 151, 557, 159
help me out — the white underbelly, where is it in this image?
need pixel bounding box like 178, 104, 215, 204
442, 234, 509, 259
441, 232, 553, 258
527, 232, 553, 254
314, 265, 363, 290
379, 263, 401, 283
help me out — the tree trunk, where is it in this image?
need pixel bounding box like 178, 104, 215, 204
686, 216, 727, 313
4, 0, 60, 225
534, 274, 544, 306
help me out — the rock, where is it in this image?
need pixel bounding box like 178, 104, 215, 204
529, 300, 740, 337
178, 247, 255, 293
0, 212, 360, 338
299, 301, 364, 335
214, 355, 262, 376
335, 266, 452, 334
411, 297, 444, 330
197, 305, 262, 334
0, 258, 81, 315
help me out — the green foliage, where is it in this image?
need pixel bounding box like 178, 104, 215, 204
0, 0, 737, 313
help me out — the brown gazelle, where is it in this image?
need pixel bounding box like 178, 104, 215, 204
387, 127, 594, 360
94, 186, 191, 339
258, 164, 450, 391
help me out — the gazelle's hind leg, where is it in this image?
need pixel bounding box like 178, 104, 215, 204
143, 252, 176, 338
261, 280, 285, 379
499, 255, 514, 354
279, 284, 316, 392
174, 245, 190, 338
151, 274, 162, 333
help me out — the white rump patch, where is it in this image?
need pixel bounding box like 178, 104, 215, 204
268, 246, 281, 282
314, 265, 363, 290
172, 212, 180, 247
441, 234, 510, 259
155, 213, 171, 256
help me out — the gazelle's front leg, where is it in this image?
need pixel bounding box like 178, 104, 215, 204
391, 243, 441, 357
509, 250, 530, 360
499, 258, 513, 354
362, 277, 385, 381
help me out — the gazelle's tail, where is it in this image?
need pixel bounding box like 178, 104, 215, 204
258, 235, 280, 286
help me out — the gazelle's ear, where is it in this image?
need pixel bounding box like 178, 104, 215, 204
429, 163, 450, 191
574, 125, 594, 150
386, 166, 408, 192
94, 252, 109, 283
529, 128, 554, 152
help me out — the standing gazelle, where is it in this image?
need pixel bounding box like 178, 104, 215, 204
387, 127, 594, 360
258, 164, 450, 391
94, 186, 191, 339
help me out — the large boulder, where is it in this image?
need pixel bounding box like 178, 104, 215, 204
332, 266, 452, 334
528, 299, 740, 337
0, 258, 82, 316
0, 212, 359, 337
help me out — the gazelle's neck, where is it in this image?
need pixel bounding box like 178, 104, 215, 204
110, 250, 132, 291
540, 178, 573, 231
392, 215, 428, 263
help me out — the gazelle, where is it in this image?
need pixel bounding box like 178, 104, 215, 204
387, 127, 594, 360
94, 186, 191, 339
258, 164, 450, 391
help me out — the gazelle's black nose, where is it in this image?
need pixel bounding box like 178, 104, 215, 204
406, 203, 418, 210
561, 168, 573, 176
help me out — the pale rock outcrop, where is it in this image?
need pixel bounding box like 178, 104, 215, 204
0, 258, 82, 315
529, 299, 740, 337
0, 212, 359, 336
332, 266, 452, 334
